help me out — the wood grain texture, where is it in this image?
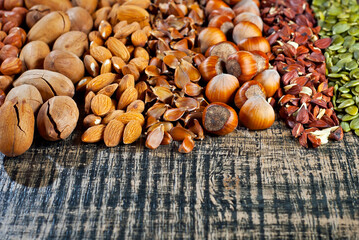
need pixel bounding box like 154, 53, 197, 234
0, 121, 358, 239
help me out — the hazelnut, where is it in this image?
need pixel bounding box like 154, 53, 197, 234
37, 96, 79, 141
0, 57, 22, 75
0, 44, 19, 62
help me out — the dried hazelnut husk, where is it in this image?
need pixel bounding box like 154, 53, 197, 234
26, 4, 51, 28
66, 7, 93, 34
5, 84, 43, 113
0, 100, 35, 157
20, 40, 50, 71
37, 96, 79, 141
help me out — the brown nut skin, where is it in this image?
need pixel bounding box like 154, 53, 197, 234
0, 100, 35, 157
66, 7, 93, 34
37, 96, 79, 141
5, 84, 43, 113
71, 0, 98, 13
14, 70, 75, 101
4, 0, 24, 10
26, 4, 51, 28
27, 11, 71, 44
19, 40, 50, 71
53, 31, 88, 57
0, 44, 19, 62
24, 0, 72, 11
44, 50, 85, 84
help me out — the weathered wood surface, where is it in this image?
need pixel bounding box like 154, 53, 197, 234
0, 121, 358, 239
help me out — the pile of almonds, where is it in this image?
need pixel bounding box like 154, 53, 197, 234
0, 0, 345, 157
261, 0, 343, 147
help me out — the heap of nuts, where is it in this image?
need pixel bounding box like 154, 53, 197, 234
260, 0, 343, 147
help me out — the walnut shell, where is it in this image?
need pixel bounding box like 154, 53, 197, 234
0, 100, 35, 157
71, 0, 97, 13
19, 40, 50, 71
26, 4, 51, 28
66, 7, 93, 34
44, 50, 85, 84
5, 84, 43, 113
27, 11, 71, 44
13, 69, 75, 101
53, 31, 88, 57
37, 96, 79, 141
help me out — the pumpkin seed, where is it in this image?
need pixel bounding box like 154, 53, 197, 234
341, 121, 351, 132
342, 113, 359, 121
350, 118, 359, 129
355, 129, 359, 136
346, 105, 359, 115
341, 93, 353, 98
338, 99, 355, 108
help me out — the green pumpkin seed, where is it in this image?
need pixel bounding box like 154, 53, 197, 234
338, 48, 348, 53
333, 22, 350, 34
350, 118, 359, 129
341, 93, 353, 98
338, 86, 350, 93
355, 85, 359, 92
349, 26, 359, 36
342, 113, 359, 121
338, 99, 355, 108
337, 114, 343, 119
332, 35, 344, 45
345, 80, 359, 88
345, 60, 359, 71
343, 36, 356, 48
341, 121, 351, 132
346, 105, 359, 115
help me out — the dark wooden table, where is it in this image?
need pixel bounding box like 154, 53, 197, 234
0, 120, 358, 239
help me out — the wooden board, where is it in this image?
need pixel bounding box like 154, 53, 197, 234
0, 121, 358, 239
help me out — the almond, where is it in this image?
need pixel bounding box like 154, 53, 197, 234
98, 83, 118, 97
102, 110, 125, 124
104, 120, 125, 147
112, 56, 126, 74
134, 47, 150, 60
113, 21, 128, 35
90, 45, 113, 63
106, 37, 130, 62
114, 22, 140, 39
122, 63, 140, 81
91, 94, 112, 116
82, 124, 106, 143
116, 111, 145, 126
116, 5, 149, 24
129, 57, 149, 72
127, 100, 145, 113
100, 59, 112, 74
99, 20, 112, 40
83, 114, 102, 128
116, 74, 135, 99
118, 87, 138, 110
85, 91, 95, 114
131, 30, 148, 47
122, 0, 151, 9
123, 120, 142, 144
86, 73, 117, 92
84, 55, 100, 77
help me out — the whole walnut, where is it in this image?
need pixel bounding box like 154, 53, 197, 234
53, 31, 88, 57
19, 40, 50, 71
44, 50, 85, 84
37, 96, 79, 141
26, 4, 51, 28
66, 7, 93, 34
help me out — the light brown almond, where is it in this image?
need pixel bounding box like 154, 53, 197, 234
113, 21, 128, 34
106, 37, 130, 62
102, 110, 125, 124
82, 124, 106, 143
112, 56, 126, 74
122, 63, 140, 81
131, 30, 147, 47
116, 5, 150, 24
83, 114, 102, 128
89, 31, 104, 46
86, 73, 117, 92
104, 120, 125, 147
84, 55, 99, 77
129, 57, 149, 72
98, 83, 118, 97
76, 76, 93, 92
99, 20, 112, 40
118, 87, 138, 110
116, 74, 135, 99
100, 59, 112, 74
123, 120, 142, 144
85, 91, 95, 114
116, 111, 145, 126
134, 47, 150, 60
91, 94, 112, 116
127, 100, 145, 113
114, 22, 140, 39
135, 81, 148, 100
90, 45, 113, 63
